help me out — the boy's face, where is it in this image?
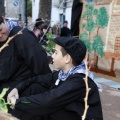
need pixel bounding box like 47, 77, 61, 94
52, 44, 66, 70
0, 19, 9, 42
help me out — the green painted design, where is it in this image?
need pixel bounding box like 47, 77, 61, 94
93, 9, 98, 15
96, 7, 109, 29
80, 32, 91, 52
92, 35, 104, 57
80, 3, 109, 58
82, 4, 94, 19
87, 16, 95, 32
82, 23, 87, 29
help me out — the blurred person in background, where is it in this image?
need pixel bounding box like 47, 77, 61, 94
33, 18, 44, 40
17, 19, 23, 27
60, 20, 72, 37
52, 21, 61, 37
40, 24, 49, 45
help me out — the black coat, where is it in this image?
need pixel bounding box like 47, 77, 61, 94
0, 26, 51, 92
60, 27, 72, 37
15, 72, 103, 120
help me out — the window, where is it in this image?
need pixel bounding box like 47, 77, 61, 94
59, 14, 65, 27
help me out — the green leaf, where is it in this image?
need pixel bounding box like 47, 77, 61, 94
0, 88, 9, 98
44, 33, 55, 53
0, 88, 11, 113
0, 99, 8, 113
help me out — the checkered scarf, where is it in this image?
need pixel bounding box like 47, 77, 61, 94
6, 19, 19, 32
57, 62, 102, 91
58, 62, 94, 81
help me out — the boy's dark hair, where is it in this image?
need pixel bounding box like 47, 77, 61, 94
0, 15, 4, 24
60, 47, 78, 66
61, 47, 67, 56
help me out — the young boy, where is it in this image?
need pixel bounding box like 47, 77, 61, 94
8, 37, 103, 120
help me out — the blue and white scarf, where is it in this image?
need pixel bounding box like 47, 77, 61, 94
58, 62, 94, 81
6, 19, 19, 32
55, 62, 102, 91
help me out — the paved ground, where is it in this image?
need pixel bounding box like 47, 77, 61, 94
94, 76, 120, 120
49, 64, 120, 120
99, 85, 120, 120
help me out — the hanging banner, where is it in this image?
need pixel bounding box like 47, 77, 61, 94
79, 0, 120, 78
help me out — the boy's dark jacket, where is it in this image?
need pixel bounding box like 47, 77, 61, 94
14, 71, 103, 120
0, 26, 51, 92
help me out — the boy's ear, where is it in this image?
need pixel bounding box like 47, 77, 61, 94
65, 54, 72, 64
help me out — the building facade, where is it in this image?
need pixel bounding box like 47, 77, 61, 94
51, 0, 73, 28
4, 0, 20, 20
32, 0, 73, 28
32, 0, 39, 22
4, 0, 26, 22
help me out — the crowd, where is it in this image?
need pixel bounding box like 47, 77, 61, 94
0, 15, 103, 120
32, 18, 73, 45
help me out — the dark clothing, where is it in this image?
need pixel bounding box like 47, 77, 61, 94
60, 27, 72, 37
71, 0, 83, 36
0, 26, 51, 93
40, 35, 48, 46
33, 28, 43, 40
14, 71, 103, 120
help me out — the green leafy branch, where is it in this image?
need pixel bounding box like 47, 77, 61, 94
43, 33, 55, 55
0, 88, 12, 113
